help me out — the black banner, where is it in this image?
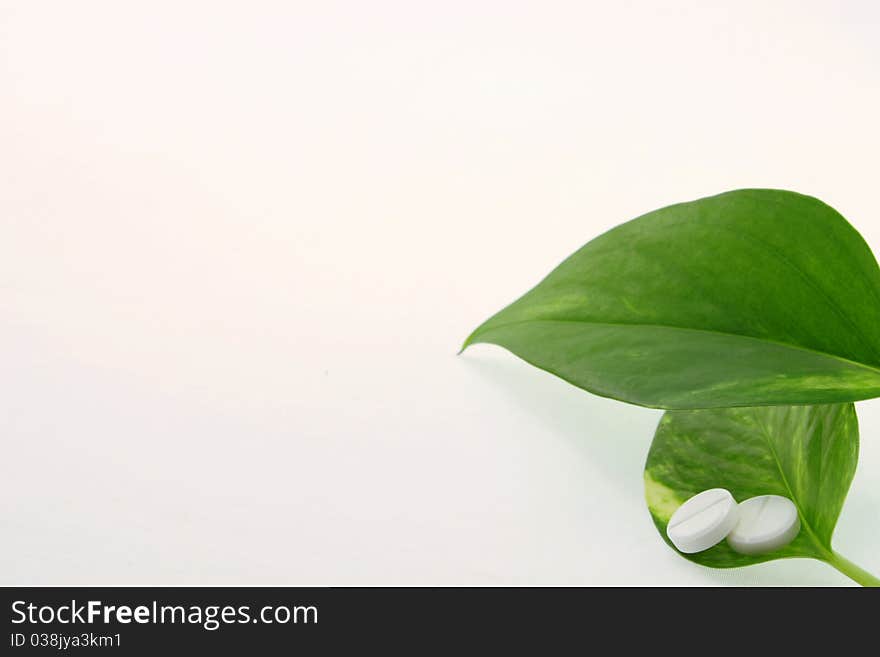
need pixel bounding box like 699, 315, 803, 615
0, 586, 866, 653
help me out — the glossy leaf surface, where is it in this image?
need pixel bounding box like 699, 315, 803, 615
644, 404, 858, 567
463, 189, 880, 408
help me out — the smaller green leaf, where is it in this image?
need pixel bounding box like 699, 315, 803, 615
644, 403, 858, 569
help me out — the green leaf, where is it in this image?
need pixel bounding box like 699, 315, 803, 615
462, 189, 880, 409
644, 404, 857, 569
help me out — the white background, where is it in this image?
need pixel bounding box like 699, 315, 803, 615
2, 0, 880, 585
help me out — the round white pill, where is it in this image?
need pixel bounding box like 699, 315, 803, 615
726, 494, 800, 555
666, 488, 739, 554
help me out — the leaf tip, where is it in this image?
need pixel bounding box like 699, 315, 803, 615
458, 327, 483, 355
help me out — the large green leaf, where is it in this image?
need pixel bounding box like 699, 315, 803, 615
644, 404, 857, 570
462, 189, 880, 409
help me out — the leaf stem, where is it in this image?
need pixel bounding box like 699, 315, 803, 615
826, 551, 880, 587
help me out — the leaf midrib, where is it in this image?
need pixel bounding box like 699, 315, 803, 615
752, 411, 833, 559
466, 318, 880, 378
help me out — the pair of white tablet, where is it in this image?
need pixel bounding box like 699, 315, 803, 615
666, 489, 800, 555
